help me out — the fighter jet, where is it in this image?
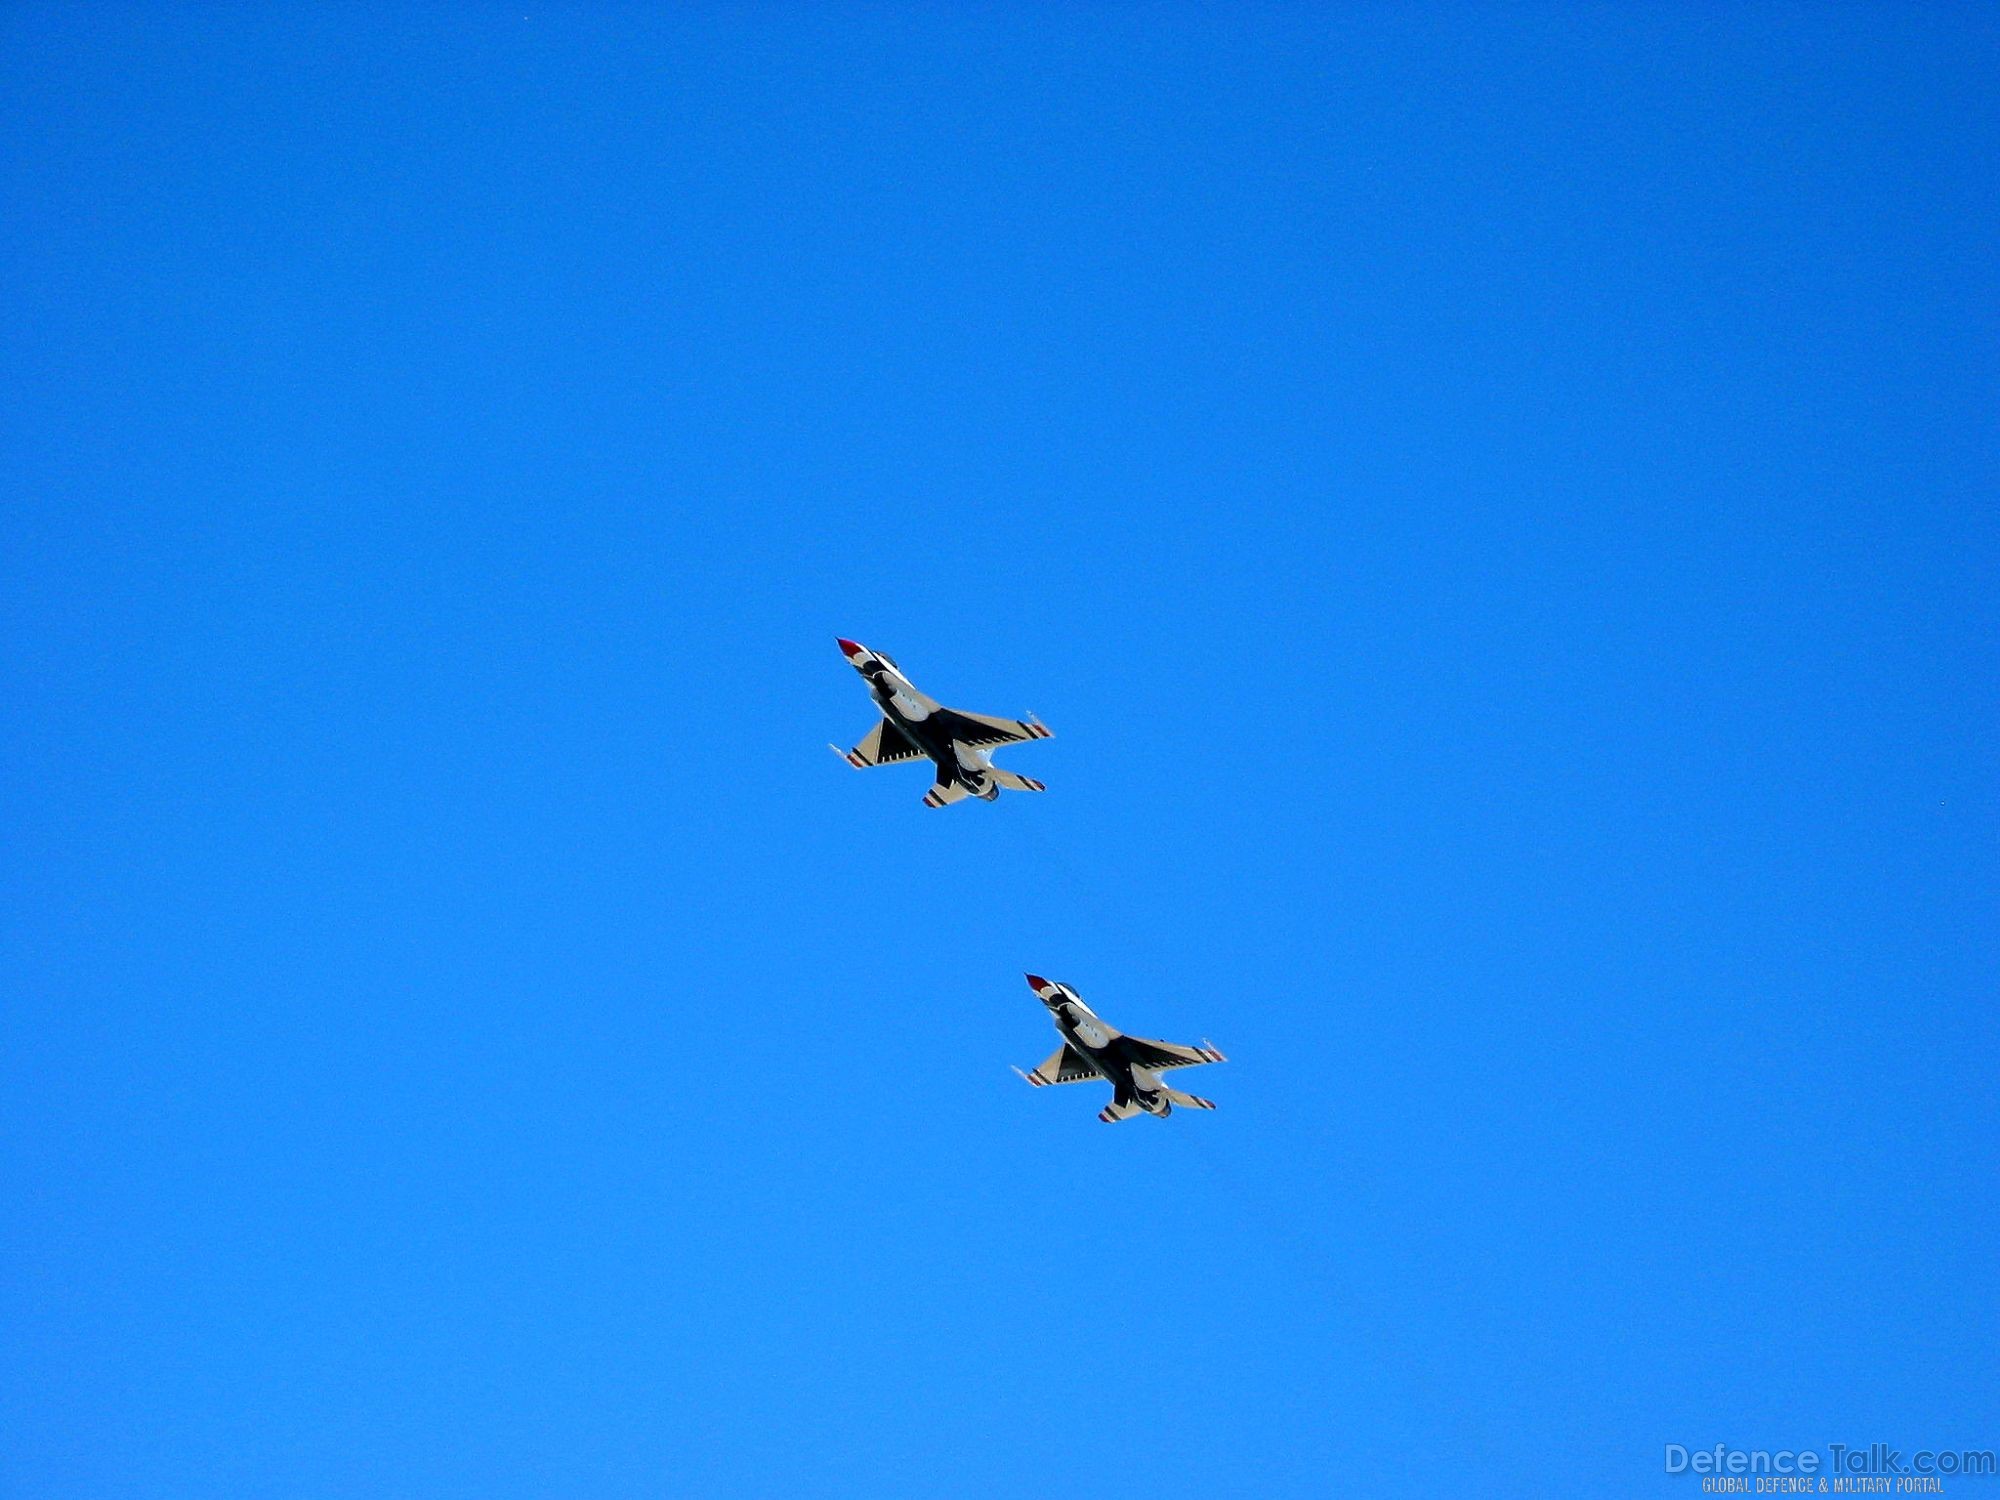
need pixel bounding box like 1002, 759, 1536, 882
1014, 974, 1226, 1121
830, 639, 1053, 807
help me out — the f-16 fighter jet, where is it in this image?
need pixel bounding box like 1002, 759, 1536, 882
1015, 974, 1225, 1122
831, 639, 1053, 807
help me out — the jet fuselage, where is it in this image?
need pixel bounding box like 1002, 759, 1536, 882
856, 658, 1000, 799
1048, 1000, 1170, 1115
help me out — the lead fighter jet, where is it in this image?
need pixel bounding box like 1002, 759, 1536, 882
1015, 974, 1226, 1121
831, 639, 1053, 807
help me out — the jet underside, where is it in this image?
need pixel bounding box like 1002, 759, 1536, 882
833, 639, 1049, 806
1018, 975, 1224, 1122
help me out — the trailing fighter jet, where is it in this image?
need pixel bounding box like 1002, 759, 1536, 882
1014, 974, 1225, 1122
830, 639, 1053, 807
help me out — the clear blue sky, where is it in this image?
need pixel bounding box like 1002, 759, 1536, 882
3, 7, 1995, 1496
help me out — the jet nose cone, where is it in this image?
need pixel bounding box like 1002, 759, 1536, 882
837, 638, 865, 659
1025, 973, 1051, 991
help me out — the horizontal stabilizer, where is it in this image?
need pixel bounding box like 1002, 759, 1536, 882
988, 769, 1046, 793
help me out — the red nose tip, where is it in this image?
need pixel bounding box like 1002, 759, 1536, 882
837, 638, 864, 658
1025, 974, 1050, 991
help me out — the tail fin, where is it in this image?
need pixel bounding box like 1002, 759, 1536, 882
1164, 1087, 1217, 1112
